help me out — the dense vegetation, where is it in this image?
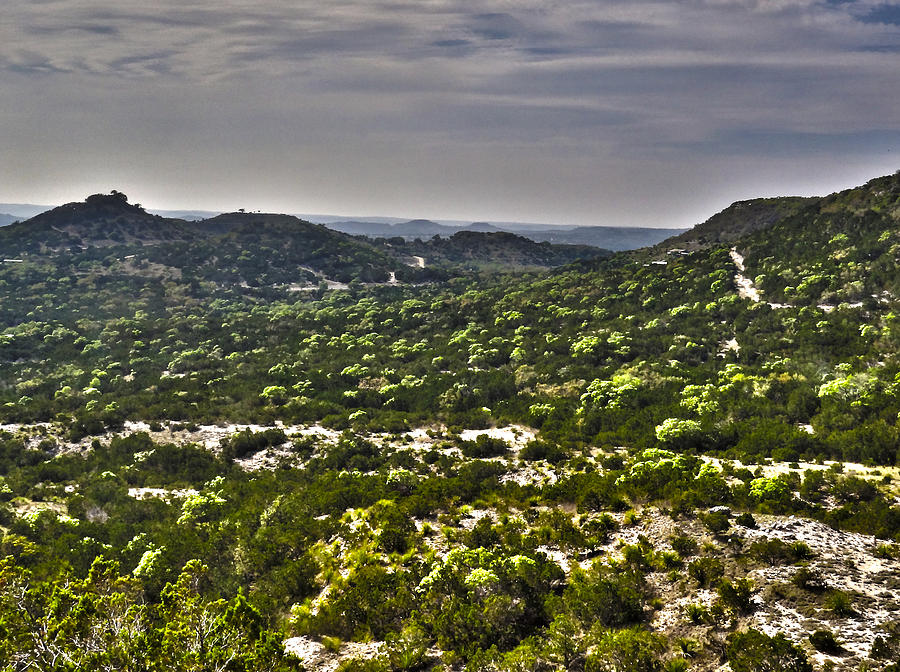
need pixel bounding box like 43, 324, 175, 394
369, 230, 610, 274
1, 173, 899, 670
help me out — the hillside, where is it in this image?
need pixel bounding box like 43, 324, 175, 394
738, 172, 900, 306
648, 197, 817, 254
373, 229, 611, 272
0, 191, 190, 252
0, 173, 899, 671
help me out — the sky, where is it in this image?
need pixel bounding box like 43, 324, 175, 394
1, 0, 898, 228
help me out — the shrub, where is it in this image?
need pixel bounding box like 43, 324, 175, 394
563, 562, 645, 628
825, 590, 855, 617
749, 539, 794, 566
790, 541, 813, 561
684, 602, 710, 625
322, 635, 343, 653
791, 565, 825, 591
664, 659, 690, 672
735, 512, 757, 528
717, 578, 754, 615
700, 511, 731, 535
688, 557, 724, 588
585, 627, 666, 672
221, 428, 287, 460
519, 440, 567, 464
384, 626, 430, 671
670, 535, 698, 558
335, 658, 388, 672
808, 630, 842, 654
726, 629, 813, 672
657, 551, 682, 570
459, 435, 510, 459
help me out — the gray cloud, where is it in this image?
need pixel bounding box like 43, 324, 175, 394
0, 0, 897, 226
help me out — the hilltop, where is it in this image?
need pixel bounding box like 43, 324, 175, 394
649, 197, 817, 253
0, 191, 189, 250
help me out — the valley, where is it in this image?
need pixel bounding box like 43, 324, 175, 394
0, 172, 899, 671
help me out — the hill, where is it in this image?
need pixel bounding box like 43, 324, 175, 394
0, 192, 419, 326
519, 224, 687, 250
738, 171, 900, 306
326, 217, 686, 250
373, 229, 611, 273
648, 196, 817, 253
0, 191, 611, 326
0, 191, 190, 251
0, 173, 899, 671
0, 202, 53, 219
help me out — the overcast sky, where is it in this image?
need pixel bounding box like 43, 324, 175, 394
1, 0, 898, 227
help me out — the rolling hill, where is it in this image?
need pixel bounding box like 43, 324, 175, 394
326, 217, 685, 250
0, 172, 899, 672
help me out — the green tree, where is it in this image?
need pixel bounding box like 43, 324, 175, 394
726, 629, 813, 672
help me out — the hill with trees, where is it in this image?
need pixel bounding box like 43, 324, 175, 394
0, 173, 899, 671
372, 230, 611, 273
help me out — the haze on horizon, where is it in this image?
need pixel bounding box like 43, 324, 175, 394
1, 0, 898, 229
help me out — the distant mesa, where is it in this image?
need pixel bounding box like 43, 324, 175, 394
324, 217, 685, 250
467, 222, 501, 233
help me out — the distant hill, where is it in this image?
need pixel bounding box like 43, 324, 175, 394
327, 219, 459, 238
0, 203, 53, 219
148, 208, 221, 221
0, 192, 610, 320
519, 225, 686, 251
0, 191, 190, 252
326, 218, 685, 250
374, 230, 611, 273
2, 200, 685, 250
0, 192, 414, 289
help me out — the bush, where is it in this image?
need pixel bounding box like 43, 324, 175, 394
735, 512, 757, 528
585, 627, 666, 672
459, 435, 510, 459
726, 629, 813, 672
808, 630, 842, 654
322, 635, 343, 653
384, 626, 430, 671
825, 590, 855, 617
684, 602, 710, 625
717, 578, 754, 615
790, 541, 813, 561
221, 428, 287, 460
749, 539, 794, 566
688, 557, 724, 588
563, 562, 646, 628
700, 511, 731, 535
519, 440, 566, 464
335, 658, 387, 672
791, 565, 825, 591
670, 535, 698, 558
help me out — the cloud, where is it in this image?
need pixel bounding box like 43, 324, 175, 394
860, 2, 900, 24
0, 0, 897, 225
